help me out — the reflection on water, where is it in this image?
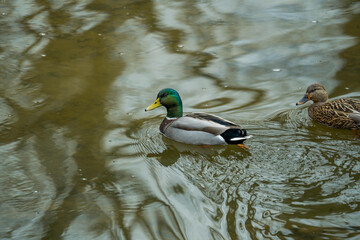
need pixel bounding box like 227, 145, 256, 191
1, 0, 360, 239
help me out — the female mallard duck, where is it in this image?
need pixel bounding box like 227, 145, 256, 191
145, 88, 252, 146
296, 83, 360, 138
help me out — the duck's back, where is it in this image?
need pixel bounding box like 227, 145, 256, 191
185, 112, 239, 127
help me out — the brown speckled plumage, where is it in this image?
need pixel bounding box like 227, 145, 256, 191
296, 84, 360, 136
309, 98, 360, 129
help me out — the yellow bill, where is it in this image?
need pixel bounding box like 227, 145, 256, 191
145, 98, 162, 111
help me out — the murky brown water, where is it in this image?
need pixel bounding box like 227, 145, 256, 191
1, 0, 360, 239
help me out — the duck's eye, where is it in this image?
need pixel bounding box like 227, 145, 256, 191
308, 89, 316, 94
161, 93, 168, 98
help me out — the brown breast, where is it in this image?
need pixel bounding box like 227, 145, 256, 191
160, 118, 176, 134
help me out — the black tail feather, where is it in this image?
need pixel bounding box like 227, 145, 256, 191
220, 128, 249, 144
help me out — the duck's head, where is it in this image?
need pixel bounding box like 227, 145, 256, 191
145, 88, 183, 118
296, 83, 328, 105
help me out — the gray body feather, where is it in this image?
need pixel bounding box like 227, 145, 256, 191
160, 113, 250, 145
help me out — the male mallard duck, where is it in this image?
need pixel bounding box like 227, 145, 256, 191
145, 88, 252, 146
296, 83, 360, 138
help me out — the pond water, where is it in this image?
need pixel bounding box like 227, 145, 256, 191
0, 0, 360, 239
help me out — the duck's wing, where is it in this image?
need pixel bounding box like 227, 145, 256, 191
339, 99, 360, 126
186, 112, 240, 126
348, 110, 360, 126
169, 113, 237, 136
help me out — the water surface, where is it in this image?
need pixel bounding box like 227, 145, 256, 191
0, 0, 360, 239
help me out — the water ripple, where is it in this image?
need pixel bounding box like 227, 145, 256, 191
125, 114, 360, 239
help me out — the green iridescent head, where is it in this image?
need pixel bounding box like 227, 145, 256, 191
145, 88, 183, 118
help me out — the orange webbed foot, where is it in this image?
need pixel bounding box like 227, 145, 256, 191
352, 129, 359, 140
237, 144, 248, 149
